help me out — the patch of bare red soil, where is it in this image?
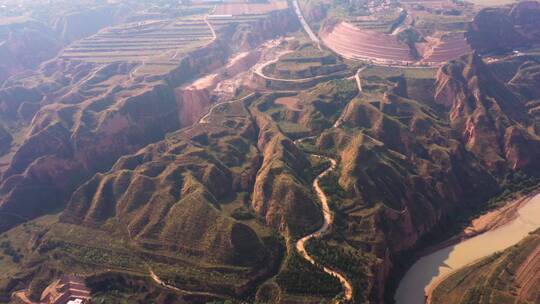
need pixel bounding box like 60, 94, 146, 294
275, 96, 301, 111
421, 33, 472, 64
175, 50, 261, 127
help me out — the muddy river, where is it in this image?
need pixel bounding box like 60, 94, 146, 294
395, 192, 540, 304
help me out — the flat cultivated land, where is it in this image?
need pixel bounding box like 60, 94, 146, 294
275, 96, 301, 111
214, 1, 288, 15
465, 0, 517, 5
60, 18, 213, 72
361, 65, 438, 79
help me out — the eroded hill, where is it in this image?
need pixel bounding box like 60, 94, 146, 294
0, 1, 539, 304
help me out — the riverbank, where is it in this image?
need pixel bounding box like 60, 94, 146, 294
395, 189, 540, 304
418, 188, 540, 257
426, 228, 540, 304
422, 189, 540, 302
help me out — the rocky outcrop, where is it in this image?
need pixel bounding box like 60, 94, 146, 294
435, 53, 540, 173
175, 50, 262, 127
52, 5, 128, 43
466, 1, 540, 54
334, 90, 500, 254
0, 19, 62, 83
0, 3, 128, 84
230, 9, 300, 51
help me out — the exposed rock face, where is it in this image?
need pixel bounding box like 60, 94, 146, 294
175, 50, 262, 127
46, 93, 282, 299
435, 54, 540, 172
0, 4, 128, 84
0, 19, 62, 83
0, 79, 180, 232
52, 5, 128, 43
466, 1, 540, 54
334, 90, 499, 253
176, 88, 213, 127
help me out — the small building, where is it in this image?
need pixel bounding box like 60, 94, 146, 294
39, 275, 91, 304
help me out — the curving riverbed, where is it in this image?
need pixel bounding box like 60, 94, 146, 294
395, 192, 540, 304
291, 68, 362, 303
294, 156, 353, 303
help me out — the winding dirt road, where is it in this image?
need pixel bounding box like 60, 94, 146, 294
198, 92, 256, 124
204, 7, 217, 41
149, 269, 228, 300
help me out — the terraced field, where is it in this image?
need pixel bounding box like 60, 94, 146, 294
321, 22, 415, 64
214, 1, 288, 15
349, 8, 405, 32
61, 19, 214, 75
207, 1, 289, 28
207, 14, 269, 27
321, 21, 471, 66
252, 43, 354, 90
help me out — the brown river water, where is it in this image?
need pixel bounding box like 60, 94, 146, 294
395, 192, 540, 304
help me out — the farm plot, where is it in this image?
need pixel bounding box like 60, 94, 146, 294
213, 1, 288, 15
60, 19, 214, 74
207, 1, 289, 29
321, 22, 415, 64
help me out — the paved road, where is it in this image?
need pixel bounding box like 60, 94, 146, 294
292, 0, 321, 49
253, 50, 353, 84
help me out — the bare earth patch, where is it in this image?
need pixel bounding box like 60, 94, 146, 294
275, 97, 301, 111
